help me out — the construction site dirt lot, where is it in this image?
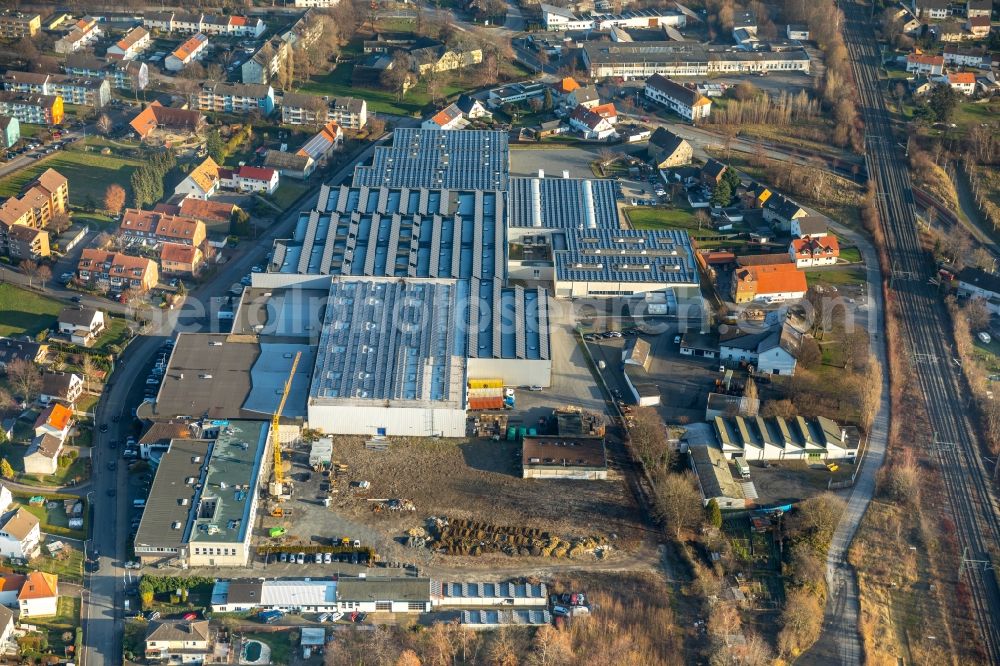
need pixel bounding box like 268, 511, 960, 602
261, 435, 650, 571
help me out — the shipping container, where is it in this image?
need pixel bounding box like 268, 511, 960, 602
469, 397, 505, 410
468, 378, 504, 389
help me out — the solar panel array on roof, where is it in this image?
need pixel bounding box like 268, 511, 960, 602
554, 228, 698, 285
508, 177, 618, 230
309, 278, 464, 407
353, 129, 509, 191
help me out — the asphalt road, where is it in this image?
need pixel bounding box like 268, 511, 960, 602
78, 135, 394, 666
804, 2, 1000, 663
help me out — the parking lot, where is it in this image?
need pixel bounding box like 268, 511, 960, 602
509, 144, 646, 179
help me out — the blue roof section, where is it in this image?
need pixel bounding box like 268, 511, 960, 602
555, 228, 699, 285
509, 177, 619, 230
242, 343, 314, 418
353, 128, 509, 190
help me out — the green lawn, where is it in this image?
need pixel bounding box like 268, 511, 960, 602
625, 206, 714, 234
839, 247, 863, 263
11, 547, 84, 584
246, 632, 294, 665
0, 142, 144, 202
0, 284, 63, 337
11, 491, 87, 540
804, 266, 867, 287
90, 317, 132, 352
271, 181, 312, 210
27, 597, 80, 652
300, 64, 464, 117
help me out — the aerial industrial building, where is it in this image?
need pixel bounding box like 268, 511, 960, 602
143, 129, 700, 438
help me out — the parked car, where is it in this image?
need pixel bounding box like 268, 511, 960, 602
314, 553, 322, 564
279, 552, 288, 563
324, 552, 332, 564
296, 552, 305, 564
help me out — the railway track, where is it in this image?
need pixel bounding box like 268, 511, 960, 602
840, 0, 1000, 660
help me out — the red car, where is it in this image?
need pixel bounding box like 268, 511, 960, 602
183, 613, 197, 621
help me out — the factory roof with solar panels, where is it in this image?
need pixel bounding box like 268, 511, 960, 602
508, 176, 619, 231
554, 228, 698, 285
309, 277, 466, 409
352, 128, 509, 191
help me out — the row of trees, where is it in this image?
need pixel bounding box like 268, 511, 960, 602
130, 150, 177, 209
710, 86, 823, 128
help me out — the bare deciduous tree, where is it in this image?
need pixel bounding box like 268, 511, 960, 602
6, 358, 41, 404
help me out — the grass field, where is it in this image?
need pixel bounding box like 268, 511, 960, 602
29, 597, 80, 651
91, 317, 131, 352
625, 206, 707, 232
270, 181, 312, 210
839, 246, 863, 263
300, 64, 449, 116
805, 266, 867, 287
245, 632, 293, 665
0, 284, 63, 337
0, 142, 144, 202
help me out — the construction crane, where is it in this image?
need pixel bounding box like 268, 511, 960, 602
269, 351, 301, 504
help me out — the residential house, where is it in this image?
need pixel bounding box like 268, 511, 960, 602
39, 372, 84, 406
329, 96, 367, 130
232, 166, 279, 194
280, 92, 328, 126
144, 13, 265, 38
411, 44, 483, 76
33, 403, 73, 441
0, 337, 46, 371
719, 322, 803, 375
0, 93, 63, 125
165, 33, 209, 72
569, 104, 617, 140
0, 11, 41, 39
946, 71, 977, 94
296, 121, 343, 164
732, 263, 808, 303
791, 216, 828, 238
7, 224, 49, 260
935, 21, 969, 41
966, 15, 991, 37
423, 104, 467, 130
763, 193, 807, 230
118, 209, 206, 248
943, 45, 993, 68
0, 574, 25, 607
77, 249, 159, 292
173, 198, 237, 239
702, 159, 728, 186
263, 150, 315, 180
647, 128, 693, 168
790, 235, 840, 267
956, 266, 1000, 314
130, 101, 205, 142
57, 306, 106, 345
23, 434, 63, 475
0, 116, 18, 148
174, 157, 221, 199
160, 242, 204, 276
967, 0, 992, 18
111, 60, 149, 92
198, 82, 275, 116
0, 508, 40, 560
906, 53, 945, 75
106, 26, 151, 60
567, 85, 601, 109
552, 76, 580, 102
645, 74, 711, 121
241, 38, 289, 85
55, 17, 102, 54
913, 0, 950, 20
145, 620, 212, 664
17, 572, 58, 618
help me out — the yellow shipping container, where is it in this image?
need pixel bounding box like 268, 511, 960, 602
468, 378, 503, 389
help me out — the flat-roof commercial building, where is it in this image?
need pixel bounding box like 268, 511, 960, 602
581, 41, 810, 79
308, 277, 468, 437
134, 420, 270, 567
353, 128, 508, 191
211, 577, 433, 613
145, 333, 312, 422
521, 436, 608, 479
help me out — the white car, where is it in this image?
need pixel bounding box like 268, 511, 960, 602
329, 612, 344, 622
324, 552, 332, 564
